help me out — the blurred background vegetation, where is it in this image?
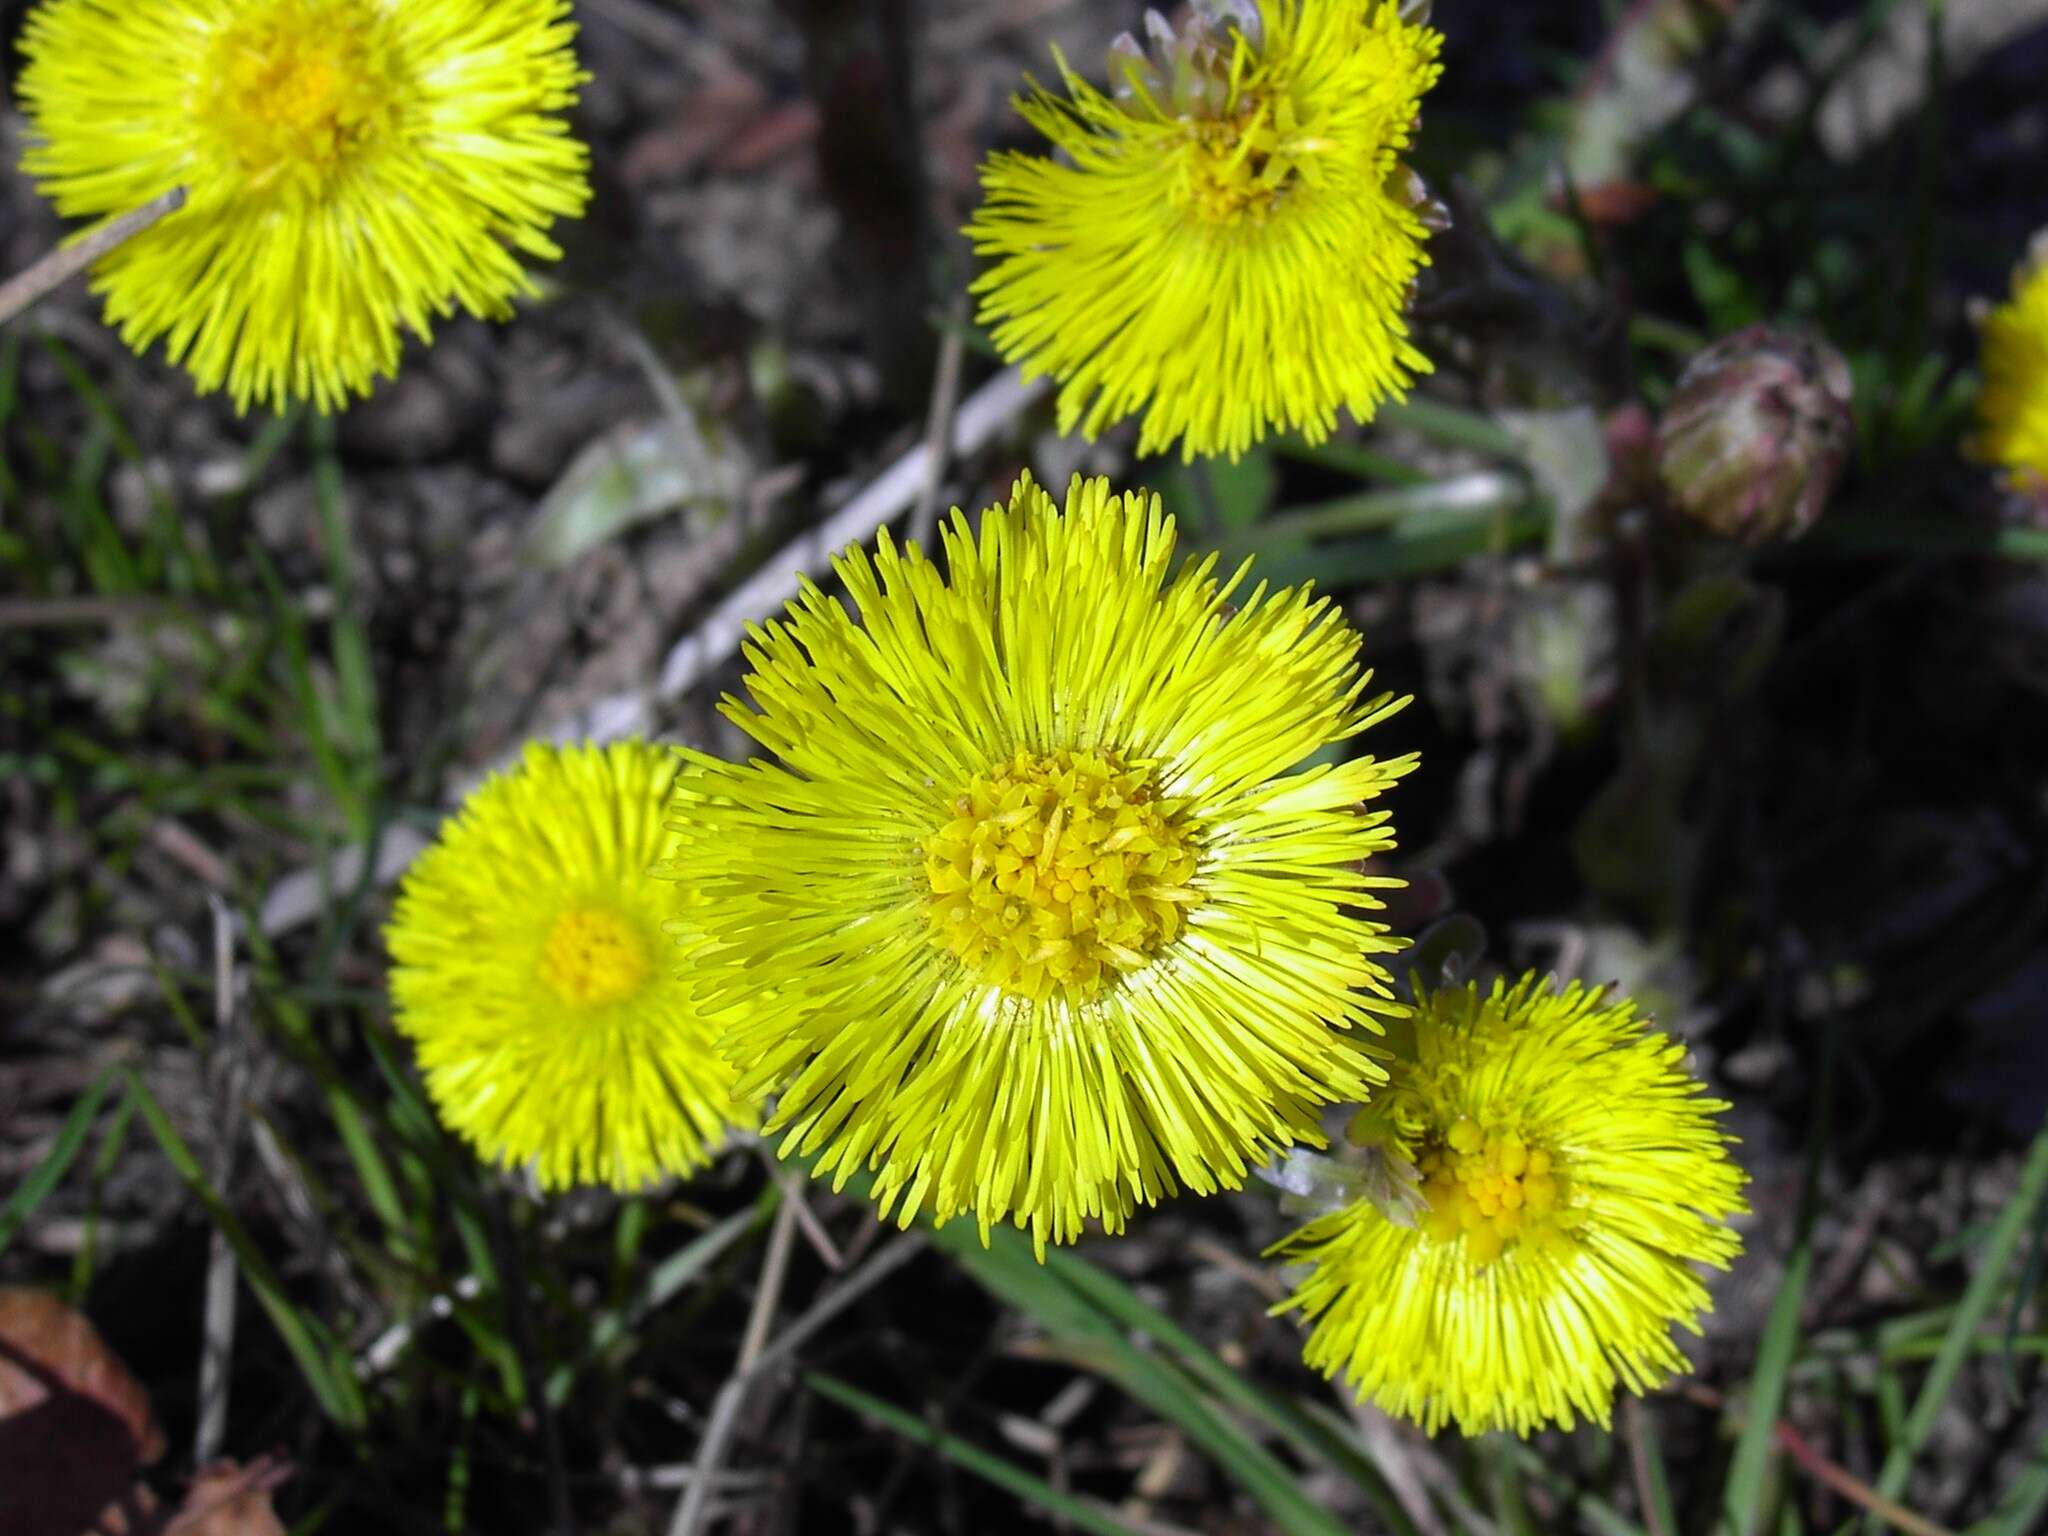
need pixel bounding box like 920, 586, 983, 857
3, 0, 2048, 1532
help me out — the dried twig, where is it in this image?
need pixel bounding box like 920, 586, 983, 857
582, 0, 732, 76
1775, 1421, 1956, 1536
667, 1231, 925, 1536
0, 187, 187, 330
652, 364, 1047, 703
908, 292, 970, 550
256, 365, 1048, 938
737, 1187, 800, 1376
756, 1147, 844, 1271
1346, 1401, 1452, 1536
195, 895, 243, 1468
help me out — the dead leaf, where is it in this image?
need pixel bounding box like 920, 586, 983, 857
0, 1288, 164, 1536
524, 413, 750, 572
0, 1288, 164, 1461
164, 1459, 292, 1536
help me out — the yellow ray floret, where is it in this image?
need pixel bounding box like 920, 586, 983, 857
386, 740, 750, 1191
1273, 974, 1748, 1436
667, 472, 1418, 1255
966, 0, 1443, 461
1971, 237, 2048, 490
17, 0, 590, 413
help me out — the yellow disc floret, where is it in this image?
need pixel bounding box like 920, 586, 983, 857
386, 740, 752, 1191
967, 0, 1444, 460
201, 3, 406, 187
923, 748, 1199, 1002
1971, 235, 2048, 490
17, 0, 591, 413
537, 907, 653, 1010
670, 472, 1417, 1254
1416, 1120, 1568, 1266
1275, 975, 1747, 1436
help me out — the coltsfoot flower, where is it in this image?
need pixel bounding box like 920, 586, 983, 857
669, 472, 1416, 1254
17, 0, 590, 413
1274, 974, 1746, 1436
387, 741, 748, 1191
966, 0, 1444, 461
1971, 233, 2048, 490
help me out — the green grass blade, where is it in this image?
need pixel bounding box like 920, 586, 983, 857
1629, 1399, 1681, 1536
0, 1067, 116, 1257
1227, 470, 1529, 557
1271, 434, 1432, 486
307, 411, 381, 775
545, 1190, 774, 1407
1486, 1434, 1543, 1536
1508, 1441, 1648, 1536
1252, 504, 1550, 590
807, 1370, 1155, 1536
125, 1068, 368, 1429
1042, 1246, 1417, 1535
1379, 396, 1527, 459
1967, 1429, 2048, 1536
1729, 1010, 1842, 1536
1724, 1236, 1814, 1536
1866, 1114, 2048, 1526
70, 1087, 138, 1298
935, 1223, 1350, 1536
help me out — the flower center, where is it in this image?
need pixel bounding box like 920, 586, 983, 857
538, 908, 651, 1010
1416, 1119, 1566, 1266
922, 748, 1200, 1003
1183, 99, 1323, 224
202, 2, 406, 187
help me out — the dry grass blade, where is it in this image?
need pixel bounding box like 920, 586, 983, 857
667, 1229, 926, 1536
0, 187, 187, 329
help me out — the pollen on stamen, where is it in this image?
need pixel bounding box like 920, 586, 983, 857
921, 747, 1201, 1003
537, 907, 652, 1010
1415, 1119, 1568, 1266
201, 4, 408, 187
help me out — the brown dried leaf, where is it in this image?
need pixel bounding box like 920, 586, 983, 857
0, 1287, 164, 1461
0, 1288, 164, 1536
164, 1459, 292, 1536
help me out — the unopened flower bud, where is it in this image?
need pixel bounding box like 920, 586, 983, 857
1656, 325, 1854, 543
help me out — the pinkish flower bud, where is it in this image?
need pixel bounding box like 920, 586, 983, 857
1655, 324, 1854, 543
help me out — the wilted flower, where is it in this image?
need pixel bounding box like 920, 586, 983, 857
1971, 233, 2048, 492
387, 741, 749, 1191
1656, 324, 1854, 543
966, 0, 1444, 461
16, 0, 591, 413
1273, 973, 1746, 1436
669, 472, 1416, 1254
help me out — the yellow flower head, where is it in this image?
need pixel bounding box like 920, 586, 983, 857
386, 741, 748, 1191
1274, 974, 1747, 1436
17, 0, 590, 413
669, 472, 1416, 1254
965, 0, 1443, 462
1971, 235, 2048, 489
